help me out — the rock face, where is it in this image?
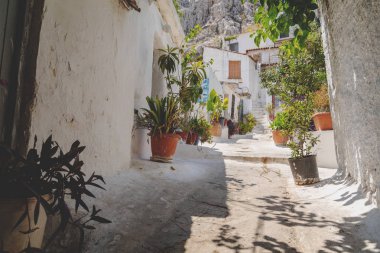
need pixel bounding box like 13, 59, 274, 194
180, 0, 256, 45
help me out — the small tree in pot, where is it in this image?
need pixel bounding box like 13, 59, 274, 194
284, 99, 320, 185
206, 89, 228, 137
0, 136, 110, 253
135, 96, 181, 163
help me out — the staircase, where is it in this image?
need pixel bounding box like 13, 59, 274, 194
251, 103, 271, 134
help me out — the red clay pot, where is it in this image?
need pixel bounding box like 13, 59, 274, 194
177, 131, 189, 142
186, 132, 198, 145
151, 133, 180, 162
272, 130, 289, 146
312, 112, 333, 131
210, 122, 222, 137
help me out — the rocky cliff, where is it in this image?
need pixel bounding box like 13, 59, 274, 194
180, 0, 257, 46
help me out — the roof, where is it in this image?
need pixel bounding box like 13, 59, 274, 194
203, 46, 258, 63
246, 46, 279, 53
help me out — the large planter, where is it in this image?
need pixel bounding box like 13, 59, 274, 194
186, 132, 198, 145
312, 112, 333, 131
272, 130, 289, 146
288, 155, 320, 185
151, 133, 180, 163
177, 131, 189, 142
0, 195, 50, 253
210, 123, 222, 137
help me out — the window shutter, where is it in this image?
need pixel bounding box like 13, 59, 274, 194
229, 61, 241, 79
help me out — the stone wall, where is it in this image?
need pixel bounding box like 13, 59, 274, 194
318, 0, 380, 205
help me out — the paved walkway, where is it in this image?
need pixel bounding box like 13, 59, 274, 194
82, 134, 380, 253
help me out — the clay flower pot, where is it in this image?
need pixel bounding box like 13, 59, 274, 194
272, 130, 288, 146
151, 133, 180, 163
288, 155, 320, 185
210, 122, 222, 137
0, 195, 51, 253
312, 112, 333, 131
177, 131, 189, 142
186, 132, 199, 145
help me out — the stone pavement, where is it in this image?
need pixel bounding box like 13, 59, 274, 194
79, 134, 380, 253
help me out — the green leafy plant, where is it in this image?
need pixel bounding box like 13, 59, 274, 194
189, 116, 212, 143
206, 89, 228, 123
135, 96, 181, 136
0, 136, 110, 252
284, 99, 319, 159
260, 29, 326, 104
269, 111, 289, 131
239, 113, 257, 134
224, 35, 238, 42
245, 0, 319, 49
313, 85, 330, 112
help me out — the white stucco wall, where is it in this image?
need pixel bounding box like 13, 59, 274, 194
28, 0, 184, 175
203, 47, 261, 117
318, 0, 380, 205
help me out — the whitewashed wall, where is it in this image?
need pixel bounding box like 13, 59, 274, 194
28, 0, 184, 175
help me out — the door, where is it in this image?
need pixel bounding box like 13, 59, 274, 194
0, 0, 22, 143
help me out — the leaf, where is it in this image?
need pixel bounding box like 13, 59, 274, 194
34, 200, 40, 225
91, 216, 112, 224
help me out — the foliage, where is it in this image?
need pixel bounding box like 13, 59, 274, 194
206, 89, 228, 123
185, 24, 202, 43
157, 43, 210, 113
313, 84, 330, 112
224, 35, 238, 42
283, 99, 319, 159
0, 136, 110, 252
172, 0, 183, 18
260, 29, 326, 104
269, 111, 289, 131
135, 96, 181, 136
265, 103, 275, 115
189, 116, 212, 143
239, 113, 257, 134
245, 0, 319, 49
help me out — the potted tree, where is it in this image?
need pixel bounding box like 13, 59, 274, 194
0, 136, 110, 253
207, 89, 228, 137
266, 103, 275, 121
136, 96, 181, 163
285, 100, 320, 185
312, 85, 332, 130
269, 111, 289, 146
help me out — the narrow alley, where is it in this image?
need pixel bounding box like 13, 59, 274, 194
83, 134, 380, 253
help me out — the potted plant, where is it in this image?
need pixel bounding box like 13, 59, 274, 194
285, 100, 320, 185
312, 85, 332, 130
266, 103, 275, 121
136, 96, 181, 163
269, 111, 289, 146
187, 116, 212, 145
207, 89, 228, 137
0, 136, 110, 253
238, 113, 257, 135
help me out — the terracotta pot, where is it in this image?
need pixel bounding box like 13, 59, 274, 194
186, 132, 198, 145
177, 131, 189, 142
0, 195, 51, 253
210, 123, 222, 137
151, 133, 180, 163
312, 112, 333, 131
272, 130, 289, 146
288, 155, 320, 185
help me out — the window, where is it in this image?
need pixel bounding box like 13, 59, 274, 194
229, 61, 241, 79
280, 32, 289, 39
229, 42, 239, 52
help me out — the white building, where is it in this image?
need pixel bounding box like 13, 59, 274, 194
203, 46, 260, 122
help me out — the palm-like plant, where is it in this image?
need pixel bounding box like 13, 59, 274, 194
207, 89, 228, 123
136, 96, 181, 136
